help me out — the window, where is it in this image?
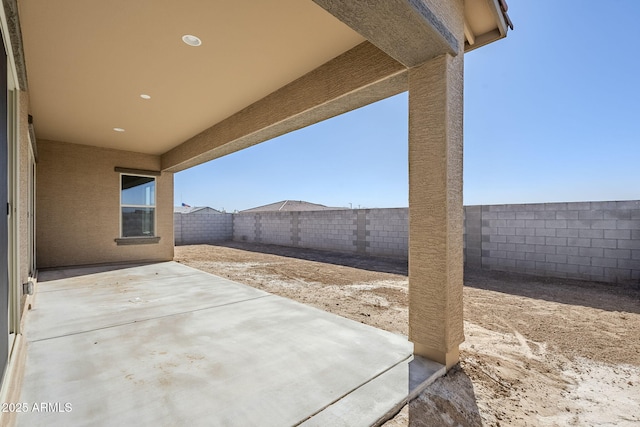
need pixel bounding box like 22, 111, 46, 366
120, 174, 155, 237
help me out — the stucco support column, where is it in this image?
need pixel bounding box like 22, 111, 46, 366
408, 49, 464, 370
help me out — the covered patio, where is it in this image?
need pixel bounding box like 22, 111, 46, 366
0, 1, 511, 425
17, 262, 442, 426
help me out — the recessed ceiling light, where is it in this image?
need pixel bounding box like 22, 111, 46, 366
140, 94, 151, 100
113, 127, 125, 132
182, 34, 202, 47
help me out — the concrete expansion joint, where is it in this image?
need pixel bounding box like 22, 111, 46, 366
29, 294, 275, 344
294, 353, 414, 426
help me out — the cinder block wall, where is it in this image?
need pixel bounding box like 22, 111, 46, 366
463, 205, 482, 267
472, 201, 640, 284
232, 209, 409, 258
298, 210, 358, 253
232, 212, 294, 246
365, 209, 408, 258
175, 201, 640, 285
232, 214, 256, 243
174, 213, 233, 245
259, 213, 294, 246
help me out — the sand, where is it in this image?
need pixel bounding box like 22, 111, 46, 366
175, 242, 640, 426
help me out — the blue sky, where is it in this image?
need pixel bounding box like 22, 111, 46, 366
175, 1, 640, 212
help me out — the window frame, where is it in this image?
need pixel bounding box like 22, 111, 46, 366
119, 173, 157, 239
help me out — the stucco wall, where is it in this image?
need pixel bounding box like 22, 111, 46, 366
36, 140, 174, 268
18, 91, 30, 284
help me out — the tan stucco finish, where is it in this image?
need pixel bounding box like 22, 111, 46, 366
162, 42, 406, 172
422, 0, 465, 41
0, 0, 512, 406
312, 0, 457, 67
36, 140, 173, 268
408, 0, 465, 369
18, 0, 364, 155
18, 90, 30, 285
15, 0, 505, 161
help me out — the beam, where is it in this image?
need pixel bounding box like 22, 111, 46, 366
2, 0, 28, 90
464, 29, 506, 52
312, 0, 458, 68
463, 22, 475, 46
161, 42, 406, 173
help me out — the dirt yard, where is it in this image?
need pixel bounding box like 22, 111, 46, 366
175, 242, 640, 426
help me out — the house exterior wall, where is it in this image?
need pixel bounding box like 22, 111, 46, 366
36, 140, 174, 268
18, 91, 30, 285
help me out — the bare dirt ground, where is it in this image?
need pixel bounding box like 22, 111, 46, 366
175, 242, 640, 427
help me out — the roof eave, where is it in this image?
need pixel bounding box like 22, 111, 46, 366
464, 0, 513, 53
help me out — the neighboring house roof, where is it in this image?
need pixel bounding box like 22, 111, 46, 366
241, 200, 348, 213
174, 206, 223, 214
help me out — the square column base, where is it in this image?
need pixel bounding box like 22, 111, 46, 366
413, 342, 460, 370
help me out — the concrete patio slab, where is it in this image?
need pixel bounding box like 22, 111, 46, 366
16, 262, 440, 426
24, 262, 269, 341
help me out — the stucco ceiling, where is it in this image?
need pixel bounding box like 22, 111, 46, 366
19, 0, 365, 155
